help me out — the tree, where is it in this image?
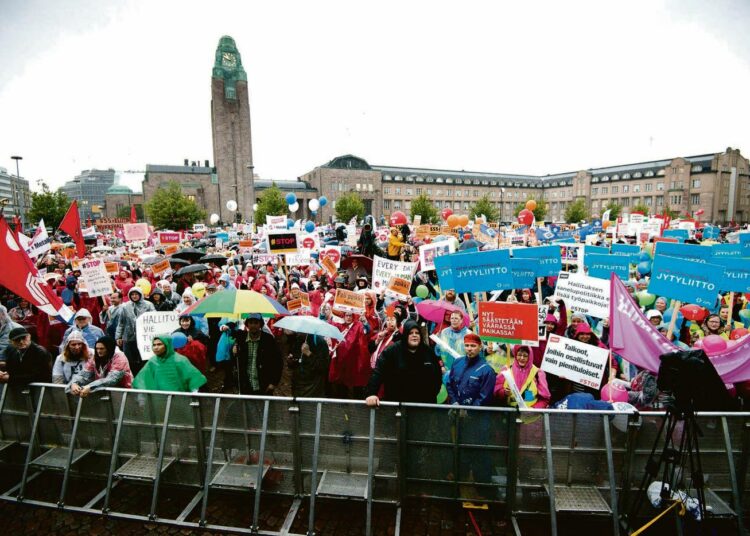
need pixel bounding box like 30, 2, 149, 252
27, 182, 70, 229
144, 181, 206, 230
410, 193, 439, 223
663, 207, 681, 219
254, 183, 287, 224
604, 201, 622, 220
564, 199, 589, 224
469, 194, 500, 222
513, 199, 547, 222
116, 205, 144, 220
631, 203, 650, 216
335, 192, 365, 223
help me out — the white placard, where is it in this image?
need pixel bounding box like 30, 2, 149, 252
501, 369, 529, 409
285, 251, 311, 266
419, 240, 456, 272
371, 256, 418, 293
266, 215, 288, 230
80, 259, 113, 297
554, 271, 610, 319
541, 334, 609, 390
136, 311, 181, 360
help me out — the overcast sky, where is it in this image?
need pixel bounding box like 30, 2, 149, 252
2, 0, 750, 193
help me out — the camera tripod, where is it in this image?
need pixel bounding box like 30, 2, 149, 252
625, 405, 707, 533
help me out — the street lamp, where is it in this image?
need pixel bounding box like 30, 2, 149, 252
10, 156, 22, 178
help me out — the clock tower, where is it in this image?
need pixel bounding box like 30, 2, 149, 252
211, 36, 254, 223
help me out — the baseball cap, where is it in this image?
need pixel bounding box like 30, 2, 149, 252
9, 327, 29, 340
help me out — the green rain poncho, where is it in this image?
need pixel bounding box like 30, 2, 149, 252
133, 334, 207, 392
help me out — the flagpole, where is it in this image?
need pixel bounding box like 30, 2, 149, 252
666, 300, 681, 342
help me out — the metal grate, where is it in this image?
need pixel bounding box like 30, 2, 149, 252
546, 485, 611, 513
0, 440, 15, 453
210, 462, 270, 491
114, 454, 176, 481
30, 447, 91, 470
704, 488, 736, 517
317, 470, 369, 499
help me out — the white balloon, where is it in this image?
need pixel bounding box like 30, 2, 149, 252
226, 200, 238, 211
289, 202, 299, 213
308, 199, 320, 212
252, 204, 258, 212
210, 213, 220, 224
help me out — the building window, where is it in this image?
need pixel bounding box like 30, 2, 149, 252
444, 201, 451, 208
622, 185, 629, 193
670, 181, 683, 189
670, 194, 682, 205
445, 189, 452, 197
657, 169, 666, 176
395, 188, 401, 195
454, 202, 460, 209
473, 190, 479, 197
644, 183, 652, 192
436, 189, 442, 196
456, 190, 462, 197
645, 197, 652, 206
601, 187, 608, 194
591, 188, 598, 195
611, 186, 618, 194
691, 194, 700, 205
633, 184, 640, 192
416, 188, 422, 195
623, 173, 631, 179
384, 187, 391, 194
383, 200, 390, 210
621, 198, 629, 207
368, 184, 373, 192
463, 202, 470, 210
405, 201, 411, 209
394, 201, 401, 209
692, 179, 701, 188
406, 188, 412, 195
427, 189, 432, 195
691, 165, 702, 172
634, 172, 643, 178
656, 196, 664, 206
656, 182, 664, 191
646, 171, 655, 177
465, 189, 470, 196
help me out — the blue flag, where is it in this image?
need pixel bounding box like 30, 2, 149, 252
648, 255, 721, 307
513, 245, 562, 278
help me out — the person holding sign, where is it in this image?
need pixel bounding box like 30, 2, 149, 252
446, 333, 496, 407
329, 311, 370, 399
494, 345, 550, 408
133, 334, 206, 393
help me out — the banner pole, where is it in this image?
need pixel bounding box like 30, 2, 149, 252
666, 300, 681, 341
536, 277, 543, 306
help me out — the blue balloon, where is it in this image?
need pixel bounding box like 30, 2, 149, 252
286, 218, 295, 229
285, 193, 297, 205
638, 251, 652, 263
311, 211, 317, 217
319, 196, 328, 207
172, 332, 188, 349
637, 261, 651, 275
305, 221, 315, 233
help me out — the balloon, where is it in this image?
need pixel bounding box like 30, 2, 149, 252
416, 285, 429, 299
210, 213, 220, 225
680, 304, 707, 322
441, 207, 453, 221
739, 309, 750, 328
636, 291, 656, 307
517, 209, 534, 226
135, 278, 151, 296
171, 332, 188, 350
286, 218, 294, 229
458, 215, 469, 227
703, 334, 727, 355
192, 282, 206, 299
305, 221, 315, 233
446, 214, 459, 228
226, 200, 238, 211
601, 382, 629, 403
390, 211, 408, 226
602, 220, 612, 229
636, 261, 651, 275
285, 193, 297, 205
731, 328, 750, 340
319, 196, 328, 207
525, 199, 537, 211
289, 202, 299, 213
252, 204, 258, 212
638, 251, 652, 263
423, 236, 431, 244
308, 199, 320, 212
695, 209, 705, 216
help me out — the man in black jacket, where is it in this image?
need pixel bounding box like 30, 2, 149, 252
0, 327, 52, 387
365, 320, 442, 406
230, 314, 282, 395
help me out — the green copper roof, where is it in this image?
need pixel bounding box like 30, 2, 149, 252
106, 184, 133, 195
212, 35, 247, 100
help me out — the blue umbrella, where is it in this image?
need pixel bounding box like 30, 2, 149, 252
274, 316, 344, 341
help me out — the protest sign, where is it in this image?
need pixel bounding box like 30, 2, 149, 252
415, 225, 432, 240
648, 255, 721, 307
164, 245, 179, 256
266, 231, 299, 254
319, 246, 342, 267
266, 215, 288, 230
478, 302, 539, 346
538, 305, 548, 340
152, 259, 171, 275
418, 240, 455, 272
740, 232, 750, 254
654, 242, 712, 263
372, 256, 418, 292
510, 258, 539, 289
711, 257, 750, 293
25, 220, 52, 259
711, 243, 742, 257
252, 253, 279, 265
105, 262, 120, 274
285, 251, 311, 266
610, 243, 640, 263
434, 254, 455, 291
287, 299, 302, 314
299, 292, 311, 311
541, 334, 609, 390
584, 253, 630, 280
513, 245, 562, 277
333, 289, 366, 314
385, 276, 412, 300
80, 259, 113, 297
436, 249, 513, 294
584, 245, 610, 256
193, 224, 207, 232
663, 229, 689, 241
412, 215, 422, 226
321, 256, 338, 277
123, 223, 149, 242
136, 311, 180, 360
299, 233, 320, 251
158, 232, 180, 245
554, 272, 610, 318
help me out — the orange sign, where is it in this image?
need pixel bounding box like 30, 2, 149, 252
287, 298, 302, 313
239, 239, 253, 249
322, 256, 337, 277
386, 276, 411, 299
105, 262, 120, 274
152, 259, 171, 275
333, 289, 365, 314
164, 245, 179, 255
300, 292, 311, 310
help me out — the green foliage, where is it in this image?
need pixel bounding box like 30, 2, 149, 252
410, 193, 439, 223
604, 201, 622, 220
564, 199, 589, 224
335, 191, 365, 223
631, 203, 650, 216
469, 194, 500, 222
27, 182, 70, 229
144, 181, 206, 230
116, 205, 144, 220
663, 207, 681, 219
513, 199, 547, 221
254, 183, 288, 224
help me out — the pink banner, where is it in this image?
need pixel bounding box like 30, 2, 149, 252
609, 275, 750, 383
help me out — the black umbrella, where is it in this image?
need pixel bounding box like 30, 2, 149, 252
171, 247, 205, 262
175, 263, 210, 277
167, 257, 190, 268
142, 256, 166, 265
200, 254, 228, 266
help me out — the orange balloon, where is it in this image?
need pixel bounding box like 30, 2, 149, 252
458, 215, 469, 227
525, 199, 537, 211
446, 214, 459, 228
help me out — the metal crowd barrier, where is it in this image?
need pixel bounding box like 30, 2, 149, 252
0, 383, 747, 535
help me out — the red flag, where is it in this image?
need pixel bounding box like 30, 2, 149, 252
0, 217, 72, 321
58, 200, 86, 258
130, 204, 137, 224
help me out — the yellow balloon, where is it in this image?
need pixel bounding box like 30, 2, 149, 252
135, 278, 151, 297
192, 282, 206, 299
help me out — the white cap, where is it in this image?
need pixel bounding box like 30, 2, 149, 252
74, 308, 92, 319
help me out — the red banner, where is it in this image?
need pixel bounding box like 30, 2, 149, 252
477, 302, 539, 346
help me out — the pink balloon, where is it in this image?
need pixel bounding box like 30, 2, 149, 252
692, 338, 705, 350
601, 382, 629, 403
703, 334, 727, 355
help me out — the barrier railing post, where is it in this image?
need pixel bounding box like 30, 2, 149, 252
738, 419, 750, 499
721, 416, 745, 534
395, 406, 404, 536
543, 412, 558, 536
199, 397, 221, 527
602, 414, 620, 536
365, 408, 376, 536
149, 394, 173, 520
0, 385, 8, 441
307, 402, 322, 536
191, 397, 206, 485
103, 391, 128, 514
565, 413, 577, 486
506, 410, 521, 518
289, 402, 302, 496
618, 411, 641, 518
58, 395, 85, 507
452, 409, 460, 500
251, 399, 270, 533
18, 386, 46, 502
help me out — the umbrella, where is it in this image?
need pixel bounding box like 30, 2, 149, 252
142, 256, 166, 265
171, 247, 205, 262
175, 263, 210, 277
92, 245, 114, 253
340, 254, 373, 272
183, 289, 289, 318
415, 299, 470, 327
274, 315, 344, 341
458, 239, 484, 251
167, 257, 190, 267
200, 254, 229, 267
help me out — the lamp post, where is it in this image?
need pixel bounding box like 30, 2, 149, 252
10, 155, 22, 178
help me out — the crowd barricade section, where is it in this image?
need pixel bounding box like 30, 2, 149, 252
0, 383, 747, 536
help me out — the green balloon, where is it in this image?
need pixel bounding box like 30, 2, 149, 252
416, 284, 429, 299
637, 291, 657, 307
437, 384, 448, 404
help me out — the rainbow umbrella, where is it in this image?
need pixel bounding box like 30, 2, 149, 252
183, 289, 289, 318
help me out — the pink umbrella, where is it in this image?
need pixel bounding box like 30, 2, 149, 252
416, 300, 470, 328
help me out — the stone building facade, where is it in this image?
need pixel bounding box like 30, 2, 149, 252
102, 185, 144, 219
